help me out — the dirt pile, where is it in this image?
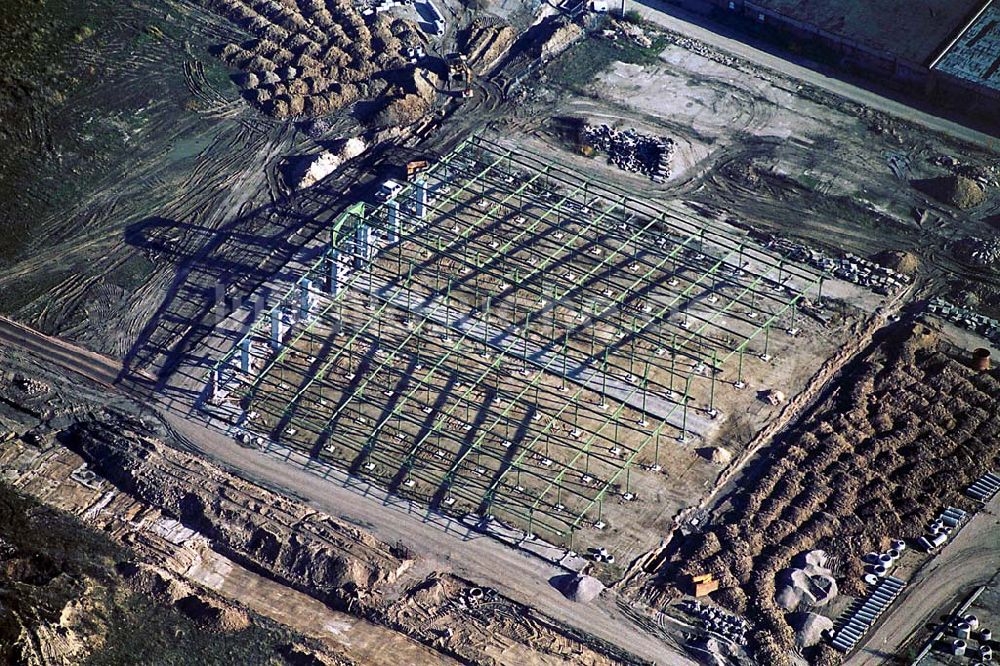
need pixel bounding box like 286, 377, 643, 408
913, 174, 987, 210
560, 574, 605, 602
871, 250, 919, 276
0, 483, 119, 665
721, 158, 763, 189
65, 418, 411, 612
0, 477, 302, 665
290, 136, 368, 190
119, 562, 251, 632
652, 324, 1000, 665
461, 18, 517, 73
538, 18, 584, 60
789, 612, 833, 648
202, 0, 426, 118
371, 67, 440, 128
774, 550, 836, 611
706, 447, 732, 465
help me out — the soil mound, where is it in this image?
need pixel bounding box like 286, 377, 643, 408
202, 0, 426, 119
871, 250, 919, 275
913, 175, 986, 209
560, 574, 604, 602
789, 612, 832, 648
707, 447, 732, 465
66, 419, 410, 614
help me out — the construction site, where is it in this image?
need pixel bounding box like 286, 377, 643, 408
201, 134, 882, 558
0, 0, 998, 665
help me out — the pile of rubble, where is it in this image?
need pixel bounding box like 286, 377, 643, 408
612, 20, 653, 48
662, 32, 761, 78
927, 298, 1000, 343
763, 236, 912, 295
681, 599, 750, 647
582, 125, 674, 182
954, 235, 1000, 267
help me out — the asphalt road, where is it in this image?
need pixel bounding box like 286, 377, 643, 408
0, 315, 694, 666
846, 492, 1000, 665
623, 0, 999, 149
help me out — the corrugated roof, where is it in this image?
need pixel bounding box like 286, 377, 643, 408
749, 0, 984, 65
934, 2, 1000, 92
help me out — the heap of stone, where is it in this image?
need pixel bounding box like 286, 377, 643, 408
582, 124, 674, 182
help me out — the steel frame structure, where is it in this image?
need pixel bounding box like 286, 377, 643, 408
204, 134, 825, 546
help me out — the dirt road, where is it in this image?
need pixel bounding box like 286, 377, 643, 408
0, 315, 695, 666
847, 493, 1000, 665
0, 316, 128, 387
623, 0, 998, 149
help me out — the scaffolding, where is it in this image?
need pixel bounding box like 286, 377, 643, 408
205, 135, 825, 546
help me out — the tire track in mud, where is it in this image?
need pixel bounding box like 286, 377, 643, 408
126, 121, 302, 374
699, 149, 1000, 297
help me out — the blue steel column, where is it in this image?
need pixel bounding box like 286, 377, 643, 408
240, 338, 251, 373
387, 200, 400, 243
415, 178, 427, 220
327, 249, 340, 294
354, 223, 370, 270
270, 309, 283, 349
298, 277, 314, 321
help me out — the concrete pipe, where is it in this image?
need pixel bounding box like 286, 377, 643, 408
956, 623, 971, 639
965, 614, 980, 629
952, 640, 967, 657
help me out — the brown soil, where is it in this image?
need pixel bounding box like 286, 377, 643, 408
871, 250, 919, 276
913, 175, 987, 210
383, 572, 639, 666
647, 323, 1000, 664
203, 0, 426, 119
461, 19, 518, 74
64, 418, 411, 610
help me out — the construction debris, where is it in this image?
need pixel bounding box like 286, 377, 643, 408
762, 234, 913, 295
681, 599, 750, 647
927, 298, 1000, 343
690, 572, 721, 597
762, 390, 785, 406
582, 124, 675, 182
953, 235, 1000, 267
